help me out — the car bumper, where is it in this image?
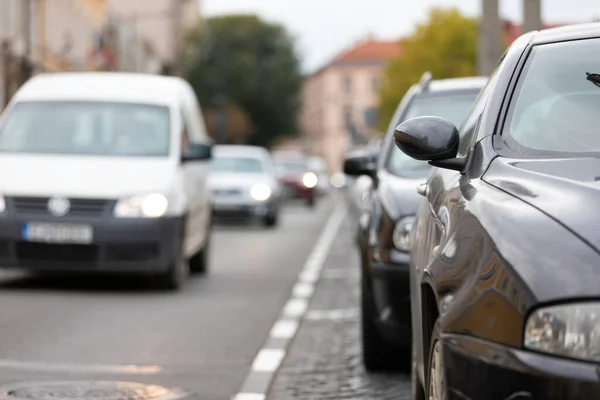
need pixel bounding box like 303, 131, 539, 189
369, 249, 412, 347
282, 182, 314, 199
444, 334, 600, 400
211, 199, 276, 218
0, 214, 183, 273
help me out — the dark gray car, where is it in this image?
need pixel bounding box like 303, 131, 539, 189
344, 73, 487, 371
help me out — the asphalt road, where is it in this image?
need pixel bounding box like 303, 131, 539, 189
0, 194, 337, 400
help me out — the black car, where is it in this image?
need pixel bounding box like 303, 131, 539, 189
394, 23, 600, 400
343, 73, 487, 371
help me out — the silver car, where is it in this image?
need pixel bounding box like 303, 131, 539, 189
209, 145, 282, 227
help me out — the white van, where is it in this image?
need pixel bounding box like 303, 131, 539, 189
0, 73, 214, 290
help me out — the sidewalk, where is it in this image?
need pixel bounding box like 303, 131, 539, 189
267, 213, 411, 399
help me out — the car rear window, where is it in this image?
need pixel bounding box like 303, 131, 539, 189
505, 38, 600, 153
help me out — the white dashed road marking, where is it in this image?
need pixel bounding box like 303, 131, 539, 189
232, 202, 347, 400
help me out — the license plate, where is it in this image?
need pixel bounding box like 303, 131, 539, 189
22, 223, 93, 244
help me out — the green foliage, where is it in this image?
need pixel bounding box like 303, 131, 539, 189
379, 7, 478, 131
182, 15, 302, 147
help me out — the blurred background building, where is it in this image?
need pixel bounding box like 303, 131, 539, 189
300, 37, 401, 175
0, 0, 202, 108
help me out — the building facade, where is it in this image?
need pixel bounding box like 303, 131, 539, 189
300, 38, 401, 175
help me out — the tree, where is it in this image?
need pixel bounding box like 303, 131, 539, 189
378, 8, 478, 131
182, 15, 302, 147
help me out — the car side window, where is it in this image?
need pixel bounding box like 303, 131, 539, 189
180, 110, 191, 155
457, 56, 505, 157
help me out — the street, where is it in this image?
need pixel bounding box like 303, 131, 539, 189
0, 193, 408, 400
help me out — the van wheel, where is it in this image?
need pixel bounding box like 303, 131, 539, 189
190, 229, 210, 274
263, 213, 278, 228
156, 254, 188, 291
361, 277, 409, 371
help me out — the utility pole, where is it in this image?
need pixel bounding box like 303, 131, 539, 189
477, 0, 501, 76
522, 0, 542, 34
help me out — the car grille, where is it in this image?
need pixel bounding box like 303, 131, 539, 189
10, 197, 112, 217
15, 242, 99, 263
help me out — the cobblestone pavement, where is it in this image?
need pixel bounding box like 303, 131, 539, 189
267, 214, 411, 399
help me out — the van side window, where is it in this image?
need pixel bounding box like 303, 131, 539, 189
180, 110, 191, 155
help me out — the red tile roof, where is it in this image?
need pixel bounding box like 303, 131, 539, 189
503, 21, 565, 45
332, 39, 402, 64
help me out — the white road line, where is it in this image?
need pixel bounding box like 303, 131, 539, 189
251, 349, 286, 372
292, 282, 314, 298
234, 201, 347, 399
269, 320, 299, 339
305, 308, 360, 321
0, 359, 163, 374
282, 298, 308, 318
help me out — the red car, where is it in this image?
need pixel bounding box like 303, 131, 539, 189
274, 157, 318, 207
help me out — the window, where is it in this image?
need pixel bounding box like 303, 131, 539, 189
343, 76, 352, 93
505, 38, 600, 153
0, 101, 171, 157
211, 156, 264, 173
387, 90, 481, 178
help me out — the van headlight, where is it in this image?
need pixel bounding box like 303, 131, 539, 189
392, 216, 415, 252
114, 193, 168, 218
0, 195, 5, 213
525, 303, 600, 362
302, 172, 318, 188
250, 184, 272, 201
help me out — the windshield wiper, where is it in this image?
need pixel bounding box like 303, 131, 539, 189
585, 72, 600, 88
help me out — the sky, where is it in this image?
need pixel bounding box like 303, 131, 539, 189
202, 0, 600, 74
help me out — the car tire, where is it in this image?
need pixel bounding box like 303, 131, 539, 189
425, 320, 447, 400
361, 277, 409, 371
156, 246, 188, 291
189, 233, 210, 275
411, 336, 426, 400
263, 213, 278, 228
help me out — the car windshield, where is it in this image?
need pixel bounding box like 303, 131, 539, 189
505, 38, 600, 153
275, 161, 307, 173
211, 156, 264, 173
389, 90, 480, 178
0, 101, 171, 157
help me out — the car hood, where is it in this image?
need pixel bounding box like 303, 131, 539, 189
378, 171, 424, 220
0, 154, 177, 198
209, 173, 275, 190
484, 156, 600, 253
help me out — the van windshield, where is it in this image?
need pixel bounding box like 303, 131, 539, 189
0, 101, 171, 157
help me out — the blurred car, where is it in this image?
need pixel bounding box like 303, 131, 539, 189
344, 72, 487, 371
396, 25, 600, 400
209, 145, 282, 227
273, 154, 318, 207
307, 156, 330, 195
0, 73, 214, 290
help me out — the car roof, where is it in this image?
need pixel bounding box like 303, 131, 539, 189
530, 22, 600, 45
420, 76, 489, 94
213, 145, 270, 159
12, 72, 191, 106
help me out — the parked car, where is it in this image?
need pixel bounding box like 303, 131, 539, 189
273, 154, 318, 207
209, 145, 282, 227
344, 72, 487, 371
0, 73, 213, 290
394, 24, 600, 400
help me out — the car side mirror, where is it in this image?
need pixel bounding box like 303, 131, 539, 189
182, 140, 213, 163
343, 150, 377, 180
394, 116, 466, 172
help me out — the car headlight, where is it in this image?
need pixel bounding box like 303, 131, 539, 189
0, 195, 5, 213
392, 216, 415, 252
302, 172, 318, 188
525, 303, 600, 362
250, 184, 272, 201
114, 193, 168, 218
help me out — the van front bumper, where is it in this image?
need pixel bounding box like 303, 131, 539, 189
0, 214, 183, 273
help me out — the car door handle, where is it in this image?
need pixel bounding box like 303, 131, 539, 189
417, 182, 428, 197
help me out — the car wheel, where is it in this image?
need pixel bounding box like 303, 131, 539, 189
156, 246, 188, 291
426, 321, 447, 400
361, 277, 408, 371
306, 196, 315, 208
263, 213, 278, 228
190, 227, 211, 274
